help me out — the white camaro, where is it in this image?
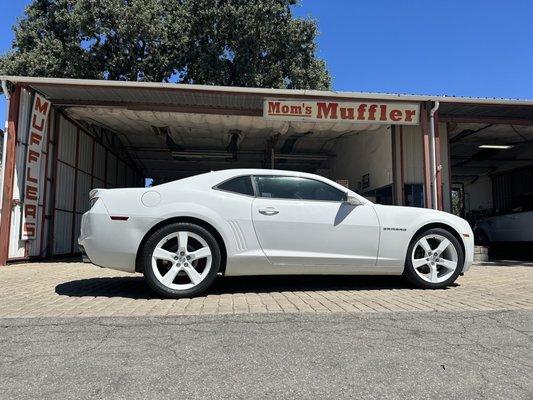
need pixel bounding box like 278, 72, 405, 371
79, 169, 474, 298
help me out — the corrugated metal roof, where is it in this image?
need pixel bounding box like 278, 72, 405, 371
2, 75, 533, 106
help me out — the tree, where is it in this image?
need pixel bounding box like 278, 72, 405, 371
0, 0, 331, 89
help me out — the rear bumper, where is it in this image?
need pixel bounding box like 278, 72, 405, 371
78, 245, 92, 263
78, 201, 158, 273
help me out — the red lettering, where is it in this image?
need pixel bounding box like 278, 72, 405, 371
268, 101, 280, 114
32, 115, 45, 131
316, 102, 338, 119
25, 185, 38, 201
390, 109, 403, 122
357, 104, 367, 120
29, 131, 42, 146
23, 223, 36, 238
25, 204, 37, 219
305, 106, 312, 115
404, 109, 416, 122
379, 105, 387, 121
339, 107, 354, 120
34, 96, 49, 115
26, 167, 38, 183
290, 105, 302, 114
281, 105, 290, 113
28, 149, 40, 164
368, 105, 378, 120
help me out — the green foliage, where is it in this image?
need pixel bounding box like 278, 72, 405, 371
0, 0, 330, 89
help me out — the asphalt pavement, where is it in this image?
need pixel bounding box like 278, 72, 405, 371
1, 310, 531, 399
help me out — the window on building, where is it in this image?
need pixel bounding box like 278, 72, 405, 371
404, 184, 425, 208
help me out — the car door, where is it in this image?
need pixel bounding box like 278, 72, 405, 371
251, 175, 380, 267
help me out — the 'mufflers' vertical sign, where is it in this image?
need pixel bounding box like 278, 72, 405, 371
264, 99, 419, 125
21, 93, 51, 240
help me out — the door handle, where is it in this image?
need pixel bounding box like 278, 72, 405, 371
258, 207, 279, 216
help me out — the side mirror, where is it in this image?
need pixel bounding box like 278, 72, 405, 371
346, 195, 363, 206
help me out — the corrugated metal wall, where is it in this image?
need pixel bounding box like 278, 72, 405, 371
8, 89, 33, 259
50, 113, 141, 256
7, 93, 141, 260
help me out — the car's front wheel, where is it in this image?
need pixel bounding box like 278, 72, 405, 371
141, 223, 221, 298
404, 228, 464, 289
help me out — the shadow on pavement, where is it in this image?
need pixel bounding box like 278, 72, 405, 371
55, 274, 420, 299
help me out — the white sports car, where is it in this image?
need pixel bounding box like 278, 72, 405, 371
79, 169, 474, 298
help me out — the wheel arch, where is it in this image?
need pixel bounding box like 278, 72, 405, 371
407, 222, 465, 266
135, 216, 227, 274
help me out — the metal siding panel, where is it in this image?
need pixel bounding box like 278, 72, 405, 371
55, 162, 75, 211
53, 210, 72, 255
117, 160, 126, 187
58, 117, 77, 164
28, 205, 44, 256
106, 153, 117, 185
93, 142, 106, 180
402, 125, 424, 183
92, 178, 105, 190
78, 131, 93, 173
76, 171, 92, 213
8, 88, 33, 258
8, 205, 25, 258
73, 213, 82, 252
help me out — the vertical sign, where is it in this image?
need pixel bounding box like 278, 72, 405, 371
21, 93, 51, 240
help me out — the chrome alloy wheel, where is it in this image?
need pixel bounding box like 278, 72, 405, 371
151, 231, 212, 290
411, 233, 458, 284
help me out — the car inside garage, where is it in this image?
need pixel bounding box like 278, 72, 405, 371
448, 121, 533, 259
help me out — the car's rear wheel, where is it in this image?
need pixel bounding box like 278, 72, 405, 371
404, 228, 464, 289
141, 223, 221, 298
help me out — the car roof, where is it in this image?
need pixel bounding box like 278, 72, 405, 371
157, 169, 353, 193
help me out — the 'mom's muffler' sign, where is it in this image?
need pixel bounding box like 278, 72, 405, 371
21, 93, 51, 240
264, 99, 420, 125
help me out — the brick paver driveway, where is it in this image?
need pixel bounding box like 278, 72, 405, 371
0, 261, 531, 318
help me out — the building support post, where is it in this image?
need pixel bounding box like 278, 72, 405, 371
0, 85, 21, 266
429, 101, 440, 210
420, 102, 432, 208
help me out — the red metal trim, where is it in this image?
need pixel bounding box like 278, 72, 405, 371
90, 135, 95, 189
38, 113, 53, 256
70, 127, 80, 253
420, 102, 432, 208
399, 125, 405, 206
446, 122, 454, 213
434, 113, 444, 210
47, 111, 61, 257
0, 86, 21, 265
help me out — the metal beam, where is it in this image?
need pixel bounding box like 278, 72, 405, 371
441, 115, 533, 126
0, 86, 21, 266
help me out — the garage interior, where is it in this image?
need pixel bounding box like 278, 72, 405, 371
448, 121, 533, 256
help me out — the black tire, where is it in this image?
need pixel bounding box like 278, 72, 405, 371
141, 222, 221, 298
404, 227, 464, 289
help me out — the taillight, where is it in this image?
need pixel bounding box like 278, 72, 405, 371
89, 197, 99, 209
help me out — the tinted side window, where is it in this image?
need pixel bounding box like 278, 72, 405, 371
254, 176, 346, 202
215, 176, 254, 196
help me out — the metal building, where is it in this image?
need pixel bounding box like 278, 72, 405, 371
1, 76, 532, 264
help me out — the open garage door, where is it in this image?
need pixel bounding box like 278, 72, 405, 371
449, 122, 533, 259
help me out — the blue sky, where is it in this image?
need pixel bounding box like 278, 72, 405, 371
2, 0, 533, 126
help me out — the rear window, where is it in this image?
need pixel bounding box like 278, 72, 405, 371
215, 175, 254, 196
